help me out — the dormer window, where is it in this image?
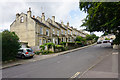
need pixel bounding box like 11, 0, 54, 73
20, 16, 24, 22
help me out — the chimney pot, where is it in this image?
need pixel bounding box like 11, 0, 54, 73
67, 22, 69, 26
41, 13, 45, 21
52, 16, 55, 22
33, 15, 35, 18
29, 7, 31, 11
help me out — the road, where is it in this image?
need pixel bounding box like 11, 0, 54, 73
2, 43, 115, 78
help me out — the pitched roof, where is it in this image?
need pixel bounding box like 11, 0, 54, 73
32, 17, 50, 28
55, 22, 67, 30
48, 22, 60, 29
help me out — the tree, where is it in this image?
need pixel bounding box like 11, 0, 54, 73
79, 2, 120, 44
75, 36, 84, 42
2, 30, 20, 61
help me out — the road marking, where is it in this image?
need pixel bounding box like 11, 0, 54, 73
70, 72, 81, 78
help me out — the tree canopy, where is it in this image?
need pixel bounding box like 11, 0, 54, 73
79, 2, 120, 34
2, 30, 20, 61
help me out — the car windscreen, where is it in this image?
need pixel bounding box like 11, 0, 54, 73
26, 49, 32, 52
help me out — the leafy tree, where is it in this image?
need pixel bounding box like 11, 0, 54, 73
86, 34, 93, 40
2, 30, 20, 61
75, 36, 84, 42
79, 2, 120, 44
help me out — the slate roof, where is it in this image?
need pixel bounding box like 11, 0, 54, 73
48, 22, 60, 29
32, 17, 50, 28
55, 22, 67, 30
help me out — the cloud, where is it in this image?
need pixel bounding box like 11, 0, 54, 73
0, 0, 87, 32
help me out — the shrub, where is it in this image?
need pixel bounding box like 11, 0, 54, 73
60, 42, 66, 46
2, 30, 21, 61
34, 51, 41, 55
105, 38, 110, 40
76, 41, 82, 45
40, 45, 45, 51
42, 50, 53, 55
44, 43, 55, 50
55, 45, 65, 51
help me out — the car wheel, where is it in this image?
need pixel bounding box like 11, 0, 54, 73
21, 55, 25, 59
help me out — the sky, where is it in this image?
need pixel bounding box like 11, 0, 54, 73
0, 0, 103, 36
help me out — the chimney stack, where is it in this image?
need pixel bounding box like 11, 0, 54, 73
67, 22, 69, 27
61, 21, 63, 25
27, 7, 31, 18
16, 13, 20, 20
52, 16, 55, 22
41, 13, 45, 22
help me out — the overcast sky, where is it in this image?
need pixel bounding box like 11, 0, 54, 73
0, 0, 103, 36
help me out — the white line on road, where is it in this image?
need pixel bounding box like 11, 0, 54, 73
70, 72, 81, 78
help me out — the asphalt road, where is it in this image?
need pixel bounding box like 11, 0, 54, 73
2, 43, 115, 78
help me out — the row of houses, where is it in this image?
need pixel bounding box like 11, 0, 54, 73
10, 8, 88, 48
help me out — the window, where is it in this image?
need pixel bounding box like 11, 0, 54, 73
39, 39, 42, 46
53, 29, 55, 34
57, 30, 59, 36
40, 27, 43, 34
20, 16, 24, 22
26, 49, 32, 52
43, 39, 46, 44
71, 31, 72, 35
68, 30, 70, 34
65, 31, 67, 35
46, 29, 49, 36
61, 29, 63, 34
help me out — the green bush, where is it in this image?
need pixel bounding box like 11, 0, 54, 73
2, 30, 21, 61
42, 50, 53, 55
55, 45, 65, 51
113, 33, 120, 45
34, 51, 41, 55
44, 43, 55, 50
105, 38, 110, 40
76, 41, 82, 45
55, 45, 63, 48
60, 42, 66, 46
40, 45, 45, 51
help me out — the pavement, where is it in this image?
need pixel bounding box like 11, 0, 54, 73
2, 43, 96, 69
2, 43, 118, 78
79, 51, 119, 78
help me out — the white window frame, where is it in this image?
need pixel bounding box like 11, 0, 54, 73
57, 30, 59, 36
40, 27, 43, 34
61, 29, 63, 34
46, 29, 49, 36
65, 31, 67, 35
20, 16, 24, 23
53, 29, 55, 34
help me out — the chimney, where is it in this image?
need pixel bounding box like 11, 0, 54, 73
41, 13, 45, 22
52, 16, 55, 22
27, 7, 31, 18
33, 15, 35, 18
67, 22, 69, 27
16, 13, 20, 20
61, 21, 63, 25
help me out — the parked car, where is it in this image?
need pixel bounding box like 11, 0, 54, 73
102, 40, 110, 43
97, 40, 102, 44
17, 48, 34, 58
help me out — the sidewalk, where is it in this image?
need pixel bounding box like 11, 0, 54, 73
2, 43, 96, 69
80, 51, 119, 78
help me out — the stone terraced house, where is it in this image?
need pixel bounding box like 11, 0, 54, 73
10, 8, 87, 49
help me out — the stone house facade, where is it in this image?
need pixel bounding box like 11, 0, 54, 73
10, 8, 87, 48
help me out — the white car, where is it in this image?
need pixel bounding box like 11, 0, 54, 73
17, 48, 34, 58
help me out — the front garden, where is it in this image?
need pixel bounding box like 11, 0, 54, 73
35, 34, 98, 55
